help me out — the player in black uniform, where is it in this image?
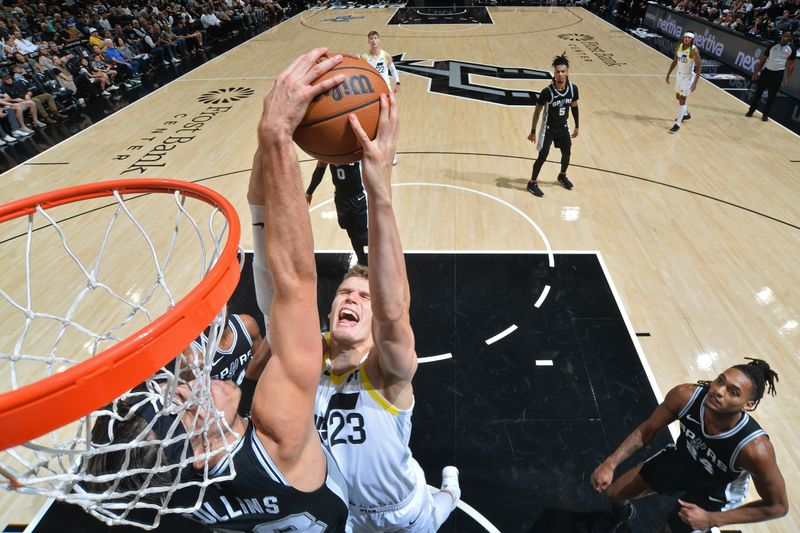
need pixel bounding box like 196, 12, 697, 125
87, 49, 352, 532
591, 359, 788, 532
306, 160, 368, 265
184, 312, 269, 416
526, 53, 580, 197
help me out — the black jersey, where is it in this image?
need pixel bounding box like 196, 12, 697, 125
329, 162, 365, 208
537, 82, 579, 133
191, 315, 254, 385
674, 385, 767, 506
188, 423, 349, 532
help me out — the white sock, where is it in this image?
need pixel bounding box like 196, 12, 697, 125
675, 104, 687, 126
432, 490, 456, 529
431, 465, 460, 528
249, 204, 273, 341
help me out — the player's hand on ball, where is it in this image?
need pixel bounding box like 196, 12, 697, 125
350, 93, 399, 191
259, 48, 345, 142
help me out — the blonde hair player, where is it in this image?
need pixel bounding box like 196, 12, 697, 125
251, 64, 461, 533
360, 30, 400, 165
665, 31, 702, 134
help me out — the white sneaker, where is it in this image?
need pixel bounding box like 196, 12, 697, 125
4, 135, 16, 142
163, 60, 170, 65
171, 58, 181, 64
108, 84, 120, 91
441, 466, 461, 506
21, 127, 35, 134
101, 90, 111, 96
13, 130, 31, 137
34, 120, 46, 127
0, 138, 6, 146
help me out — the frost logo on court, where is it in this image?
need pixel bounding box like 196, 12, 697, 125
558, 35, 626, 67
557, 33, 594, 41
198, 87, 255, 104
393, 54, 551, 106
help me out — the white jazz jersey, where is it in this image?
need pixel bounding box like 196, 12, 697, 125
362, 49, 393, 91
675, 44, 697, 95
314, 358, 416, 510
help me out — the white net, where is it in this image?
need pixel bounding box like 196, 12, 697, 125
0, 183, 241, 529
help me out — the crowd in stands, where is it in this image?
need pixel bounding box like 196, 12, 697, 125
0, 0, 305, 147
611, 0, 800, 42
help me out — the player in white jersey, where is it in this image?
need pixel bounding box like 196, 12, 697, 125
250, 69, 460, 531
311, 104, 460, 531
665, 31, 702, 134
361, 30, 400, 165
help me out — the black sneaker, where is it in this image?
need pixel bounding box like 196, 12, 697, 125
761, 115, 768, 122
557, 174, 573, 190
609, 502, 636, 532
526, 181, 543, 197
745, 110, 754, 117
682, 112, 691, 121
669, 124, 680, 134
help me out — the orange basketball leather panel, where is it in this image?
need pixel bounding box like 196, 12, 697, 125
294, 54, 389, 164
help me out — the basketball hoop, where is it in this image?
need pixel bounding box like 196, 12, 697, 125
0, 179, 241, 528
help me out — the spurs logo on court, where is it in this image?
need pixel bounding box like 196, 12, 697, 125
557, 33, 595, 41
321, 15, 365, 22
197, 87, 255, 104
393, 54, 550, 106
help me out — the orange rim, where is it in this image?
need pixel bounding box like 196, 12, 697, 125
0, 179, 241, 451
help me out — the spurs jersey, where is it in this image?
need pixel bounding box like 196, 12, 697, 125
674, 385, 767, 508
362, 49, 393, 90
189, 422, 349, 532
537, 82, 579, 134
191, 314, 254, 385
675, 44, 698, 78
314, 351, 416, 510
329, 162, 366, 210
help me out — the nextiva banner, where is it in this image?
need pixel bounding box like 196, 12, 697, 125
643, 2, 800, 100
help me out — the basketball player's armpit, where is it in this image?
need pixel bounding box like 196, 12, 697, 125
717, 437, 789, 524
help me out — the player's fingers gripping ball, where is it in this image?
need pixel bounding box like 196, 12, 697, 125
293, 53, 390, 164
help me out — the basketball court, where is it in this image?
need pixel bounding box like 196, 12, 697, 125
1, 6, 798, 532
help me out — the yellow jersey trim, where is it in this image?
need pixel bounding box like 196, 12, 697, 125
360, 362, 400, 416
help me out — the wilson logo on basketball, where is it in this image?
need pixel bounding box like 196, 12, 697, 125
197, 87, 255, 104
318, 75, 376, 101
557, 33, 595, 41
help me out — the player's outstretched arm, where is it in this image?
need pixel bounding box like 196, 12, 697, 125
251, 48, 345, 487
349, 94, 416, 386
687, 436, 788, 529
591, 383, 693, 492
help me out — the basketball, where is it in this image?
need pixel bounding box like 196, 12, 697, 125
293, 54, 390, 164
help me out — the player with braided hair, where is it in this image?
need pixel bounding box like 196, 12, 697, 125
526, 52, 579, 197
590, 359, 788, 532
